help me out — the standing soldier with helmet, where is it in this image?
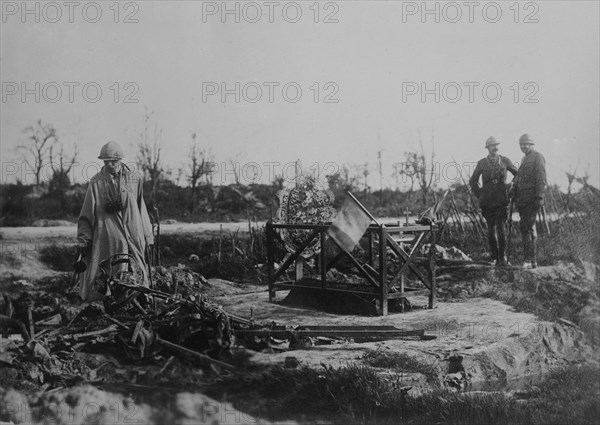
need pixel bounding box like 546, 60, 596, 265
76, 141, 154, 301
470, 136, 518, 266
512, 133, 547, 269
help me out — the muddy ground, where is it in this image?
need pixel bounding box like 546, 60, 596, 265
1, 224, 599, 424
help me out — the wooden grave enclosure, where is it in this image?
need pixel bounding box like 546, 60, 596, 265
266, 221, 437, 316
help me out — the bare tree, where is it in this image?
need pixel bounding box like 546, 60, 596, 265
575, 164, 600, 199
48, 143, 78, 189
362, 161, 370, 194
397, 132, 436, 204
564, 161, 580, 213
137, 110, 164, 201
47, 143, 78, 211
188, 132, 213, 213
18, 120, 57, 185
392, 162, 407, 191
172, 166, 185, 186
227, 152, 246, 185
396, 158, 417, 197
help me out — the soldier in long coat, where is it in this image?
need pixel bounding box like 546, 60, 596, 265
470, 137, 518, 266
77, 141, 154, 301
513, 133, 546, 268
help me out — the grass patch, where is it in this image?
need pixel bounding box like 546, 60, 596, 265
160, 229, 268, 284
440, 213, 600, 266
527, 364, 600, 424
207, 363, 600, 425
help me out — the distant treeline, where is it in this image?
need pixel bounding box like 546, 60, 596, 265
0, 176, 595, 227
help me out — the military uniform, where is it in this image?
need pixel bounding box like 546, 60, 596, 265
514, 148, 546, 266
470, 154, 518, 263
77, 142, 154, 301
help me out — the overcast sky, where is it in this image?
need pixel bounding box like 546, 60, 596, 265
1, 0, 598, 190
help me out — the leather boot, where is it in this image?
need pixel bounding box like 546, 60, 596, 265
488, 227, 498, 263
498, 226, 507, 266
522, 233, 532, 268
531, 236, 538, 268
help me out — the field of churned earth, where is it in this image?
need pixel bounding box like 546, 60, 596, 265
1, 222, 599, 424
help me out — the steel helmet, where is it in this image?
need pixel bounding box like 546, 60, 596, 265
519, 133, 534, 144
485, 136, 499, 148
98, 141, 124, 160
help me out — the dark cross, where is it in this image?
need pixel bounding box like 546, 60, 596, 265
404, 206, 411, 226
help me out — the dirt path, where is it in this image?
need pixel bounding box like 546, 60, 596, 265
217, 289, 597, 391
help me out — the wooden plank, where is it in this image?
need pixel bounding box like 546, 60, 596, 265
326, 236, 380, 290
236, 327, 425, 339
270, 223, 330, 230
344, 252, 381, 290
326, 250, 345, 270
428, 228, 437, 309
409, 232, 426, 256
295, 258, 304, 281
271, 282, 379, 296
272, 228, 321, 281
379, 225, 388, 316
387, 289, 430, 299
371, 224, 431, 232
368, 231, 375, 267
386, 233, 430, 288
363, 264, 380, 280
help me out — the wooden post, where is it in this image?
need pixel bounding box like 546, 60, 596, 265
368, 231, 375, 267
267, 221, 275, 302
379, 225, 388, 316
428, 225, 437, 309
295, 258, 303, 281
400, 273, 405, 313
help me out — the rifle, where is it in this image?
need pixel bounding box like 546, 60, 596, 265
507, 198, 515, 260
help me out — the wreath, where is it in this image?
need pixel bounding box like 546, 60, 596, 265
275, 176, 336, 258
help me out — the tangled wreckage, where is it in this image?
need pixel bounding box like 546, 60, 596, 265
1, 184, 447, 392
1, 247, 435, 391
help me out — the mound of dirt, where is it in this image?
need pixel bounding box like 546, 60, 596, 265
0, 385, 271, 425
434, 262, 600, 340
459, 321, 595, 389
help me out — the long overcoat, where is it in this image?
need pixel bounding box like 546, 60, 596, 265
77, 165, 154, 301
